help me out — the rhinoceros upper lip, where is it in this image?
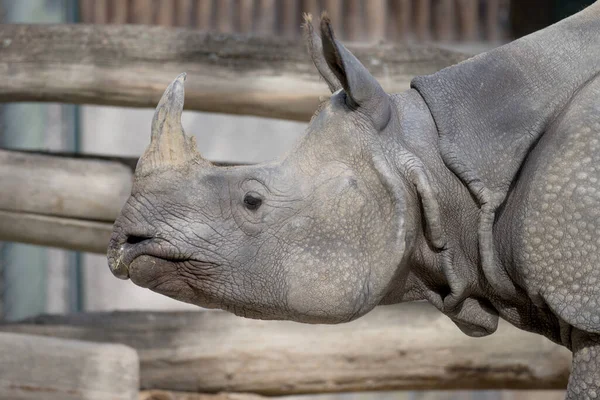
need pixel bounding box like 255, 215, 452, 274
111, 238, 190, 280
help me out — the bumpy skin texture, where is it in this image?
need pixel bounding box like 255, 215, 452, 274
108, 5, 600, 399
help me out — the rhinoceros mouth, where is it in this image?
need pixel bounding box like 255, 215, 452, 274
110, 236, 192, 281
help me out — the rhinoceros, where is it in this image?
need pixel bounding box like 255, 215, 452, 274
108, 3, 600, 398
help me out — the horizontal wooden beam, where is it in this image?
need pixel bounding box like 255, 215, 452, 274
139, 391, 265, 400
0, 148, 133, 222
0, 303, 571, 394
0, 332, 139, 400
0, 210, 113, 253
0, 24, 467, 121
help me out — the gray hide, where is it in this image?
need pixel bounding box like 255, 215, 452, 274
108, 4, 600, 398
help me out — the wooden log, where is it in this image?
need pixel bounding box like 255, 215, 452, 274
0, 148, 132, 221
365, 0, 387, 41
322, 0, 342, 35
0, 332, 139, 400
216, 0, 233, 32
388, 0, 412, 41
485, 0, 501, 42
237, 0, 254, 33
132, 0, 154, 24
433, 0, 455, 42
457, 0, 479, 41
175, 0, 194, 26
345, 0, 363, 41
415, 0, 431, 41
156, 0, 176, 26
0, 303, 571, 394
94, 0, 108, 23
139, 392, 265, 400
0, 24, 467, 122
196, 0, 213, 30
111, 0, 129, 24
256, 0, 276, 35
80, 0, 95, 23
0, 210, 113, 253
281, 0, 299, 38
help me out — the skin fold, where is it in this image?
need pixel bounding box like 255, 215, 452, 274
108, 5, 600, 398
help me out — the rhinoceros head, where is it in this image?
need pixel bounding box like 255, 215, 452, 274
107, 16, 416, 323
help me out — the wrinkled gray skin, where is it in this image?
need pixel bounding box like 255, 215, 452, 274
108, 5, 600, 398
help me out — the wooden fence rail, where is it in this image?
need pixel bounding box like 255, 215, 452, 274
0, 24, 467, 121
0, 303, 571, 394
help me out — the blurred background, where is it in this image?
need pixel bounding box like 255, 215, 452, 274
0, 1, 594, 399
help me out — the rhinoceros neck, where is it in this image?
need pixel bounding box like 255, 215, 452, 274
380, 91, 503, 336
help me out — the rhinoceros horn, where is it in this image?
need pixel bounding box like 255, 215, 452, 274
136, 73, 203, 175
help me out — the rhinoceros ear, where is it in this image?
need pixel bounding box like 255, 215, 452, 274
319, 14, 391, 130
302, 13, 342, 93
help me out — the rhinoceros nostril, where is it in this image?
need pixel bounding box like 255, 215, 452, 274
126, 235, 152, 245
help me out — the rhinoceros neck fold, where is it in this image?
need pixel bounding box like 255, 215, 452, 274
410, 2, 600, 302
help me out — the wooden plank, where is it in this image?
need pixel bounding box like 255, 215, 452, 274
365, 0, 386, 41
94, 0, 108, 23
111, 0, 129, 24
486, 0, 501, 42
415, 0, 431, 41
196, 0, 213, 30
175, 0, 194, 26
388, 0, 412, 41
0, 332, 139, 400
238, 0, 254, 33
156, 0, 176, 26
457, 0, 479, 41
0, 148, 132, 221
433, 0, 455, 42
256, 0, 276, 35
0, 210, 113, 253
216, 0, 233, 32
345, 0, 363, 41
132, 0, 154, 24
80, 0, 95, 23
0, 24, 467, 122
281, 0, 298, 38
139, 392, 265, 400
0, 303, 571, 394
322, 0, 342, 34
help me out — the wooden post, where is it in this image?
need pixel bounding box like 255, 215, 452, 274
196, 0, 213, 30
238, 0, 254, 33
415, 0, 432, 41
257, 0, 276, 35
388, 0, 412, 41
94, 0, 108, 23
175, 0, 194, 26
0, 332, 139, 400
216, 0, 233, 32
156, 0, 175, 26
457, 0, 479, 41
281, 0, 299, 38
110, 0, 128, 24
80, 0, 94, 23
365, 0, 386, 41
433, 0, 455, 42
345, 0, 363, 41
486, 0, 501, 42
132, 0, 153, 24
323, 0, 342, 36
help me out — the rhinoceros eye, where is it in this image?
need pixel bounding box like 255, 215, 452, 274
243, 192, 262, 211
